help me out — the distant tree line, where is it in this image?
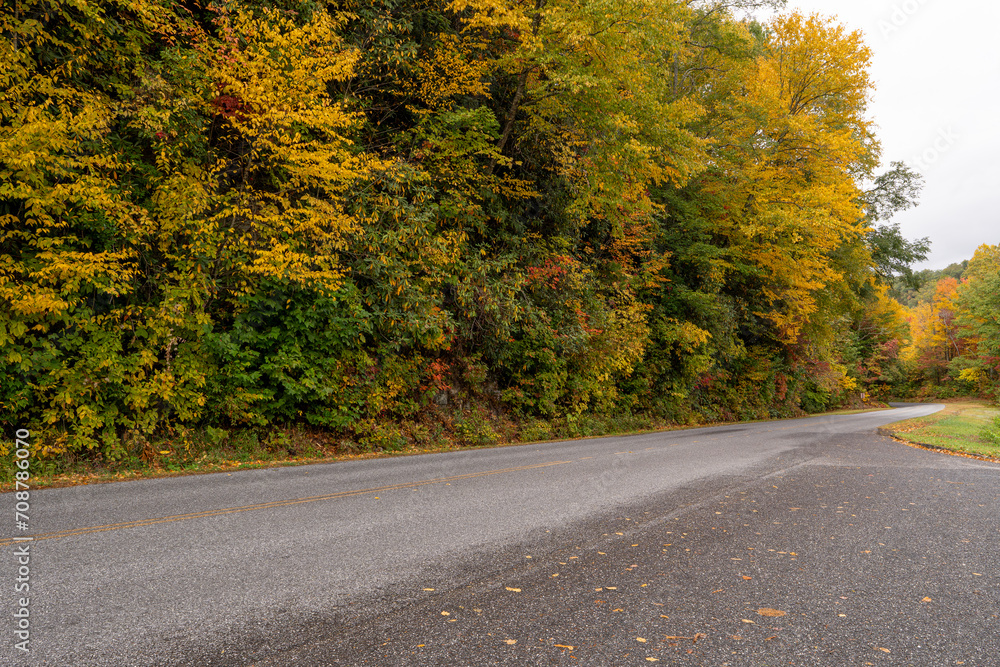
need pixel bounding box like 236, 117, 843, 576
894, 247, 1000, 399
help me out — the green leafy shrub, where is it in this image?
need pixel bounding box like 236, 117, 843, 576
519, 420, 553, 442
454, 410, 499, 446
355, 420, 407, 452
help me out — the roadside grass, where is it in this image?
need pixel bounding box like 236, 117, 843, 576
0, 414, 638, 492
1, 427, 347, 492
814, 406, 893, 417
882, 400, 1000, 460
1, 403, 895, 492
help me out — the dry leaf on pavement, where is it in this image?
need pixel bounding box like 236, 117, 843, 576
757, 608, 786, 617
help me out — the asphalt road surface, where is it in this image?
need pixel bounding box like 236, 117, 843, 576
3, 403, 999, 666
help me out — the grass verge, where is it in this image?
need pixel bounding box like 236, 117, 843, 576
2, 402, 896, 493
1, 413, 663, 492
880, 400, 1000, 461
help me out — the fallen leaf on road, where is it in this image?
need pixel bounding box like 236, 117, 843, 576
742, 619, 755, 624
505, 639, 517, 645
660, 615, 669, 619
921, 597, 932, 603
606, 586, 618, 590
505, 587, 521, 592
441, 611, 450, 616
613, 608, 624, 612
712, 589, 724, 593
646, 658, 659, 662
554, 644, 575, 650
742, 576, 752, 580
637, 637, 647, 642
877, 647, 891, 653
423, 588, 435, 591
757, 608, 786, 617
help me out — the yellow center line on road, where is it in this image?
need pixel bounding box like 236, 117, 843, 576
0, 460, 573, 548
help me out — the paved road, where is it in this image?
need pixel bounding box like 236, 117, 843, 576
3, 404, 999, 666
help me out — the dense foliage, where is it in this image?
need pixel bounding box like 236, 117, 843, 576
898, 245, 1000, 400
2, 0, 953, 460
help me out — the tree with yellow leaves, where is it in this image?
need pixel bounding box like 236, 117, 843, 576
902, 277, 966, 385
1, 0, 376, 454
706, 11, 877, 344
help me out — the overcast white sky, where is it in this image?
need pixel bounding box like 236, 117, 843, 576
756, 0, 1000, 270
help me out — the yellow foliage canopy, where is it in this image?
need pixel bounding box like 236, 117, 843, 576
699, 12, 877, 343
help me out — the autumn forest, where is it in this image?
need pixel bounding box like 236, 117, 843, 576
2, 0, 998, 464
